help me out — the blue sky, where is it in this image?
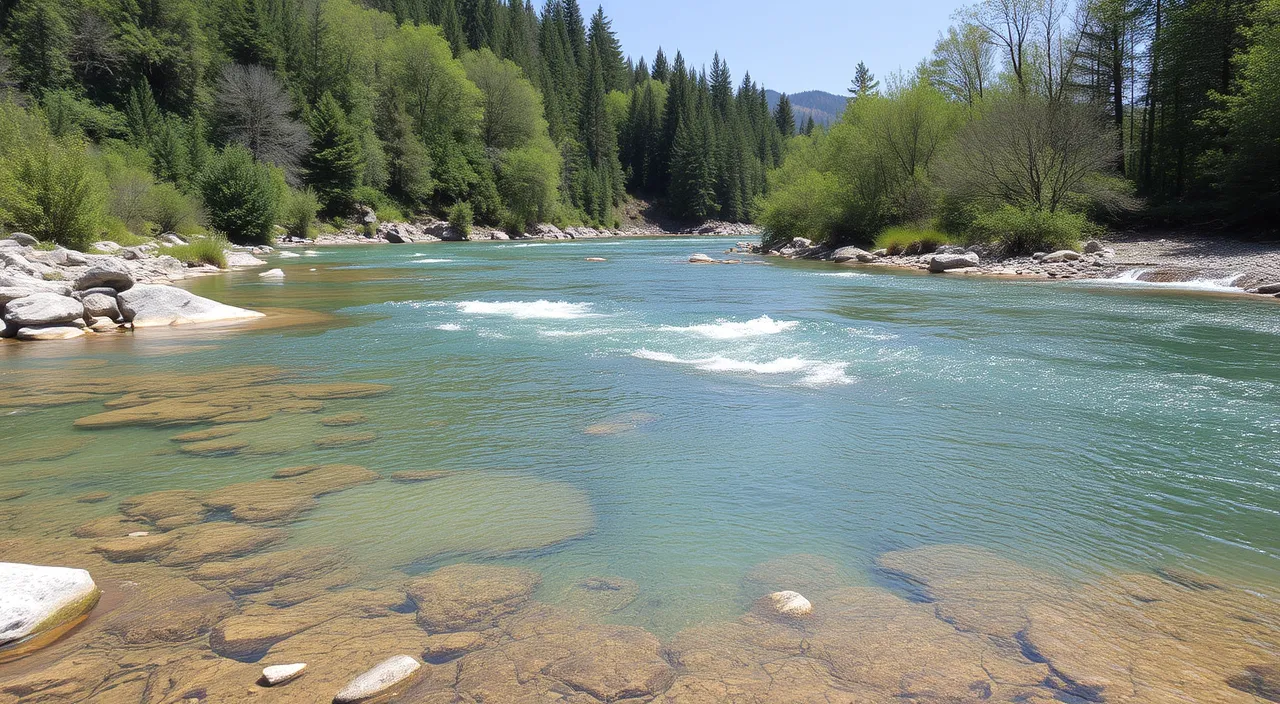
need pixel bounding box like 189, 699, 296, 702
601, 0, 964, 95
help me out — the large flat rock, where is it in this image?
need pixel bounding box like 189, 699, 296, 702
117, 283, 264, 327
0, 562, 100, 654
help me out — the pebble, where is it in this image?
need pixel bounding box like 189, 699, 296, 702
763, 590, 813, 617
128, 531, 150, 537
260, 662, 306, 686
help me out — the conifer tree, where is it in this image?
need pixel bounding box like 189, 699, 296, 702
848, 61, 879, 100
633, 56, 649, 85
586, 6, 626, 92
562, 0, 586, 68
375, 86, 433, 204
773, 93, 794, 136
303, 92, 364, 212
218, 0, 276, 67
801, 114, 816, 136
651, 47, 669, 82
6, 0, 72, 94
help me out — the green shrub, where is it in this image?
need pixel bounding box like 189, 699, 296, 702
966, 206, 1096, 255
165, 236, 229, 268
146, 183, 201, 233
99, 224, 151, 247
199, 146, 282, 245
873, 226, 950, 255
448, 200, 474, 236
7, 137, 107, 249
106, 165, 154, 234
282, 188, 320, 240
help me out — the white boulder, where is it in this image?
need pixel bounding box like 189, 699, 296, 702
0, 563, 100, 652
333, 655, 421, 703
117, 283, 264, 327
17, 325, 86, 340
75, 261, 134, 291
927, 252, 980, 272
278, 251, 301, 258
81, 292, 121, 320
259, 268, 285, 279
3, 292, 85, 325
1040, 249, 1082, 263
688, 253, 716, 263
224, 251, 267, 268
261, 663, 307, 686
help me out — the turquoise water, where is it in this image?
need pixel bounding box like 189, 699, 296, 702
4, 237, 1279, 636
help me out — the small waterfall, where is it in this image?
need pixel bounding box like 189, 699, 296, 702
1108, 268, 1244, 291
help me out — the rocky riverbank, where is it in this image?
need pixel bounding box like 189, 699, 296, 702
751, 232, 1280, 299
0, 234, 265, 342
299, 218, 760, 246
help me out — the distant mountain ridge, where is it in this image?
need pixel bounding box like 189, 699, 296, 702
765, 89, 847, 129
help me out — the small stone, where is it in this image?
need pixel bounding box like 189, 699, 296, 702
688, 253, 715, 263
128, 531, 150, 537
760, 590, 813, 617
584, 257, 607, 262
260, 663, 307, 686
332, 655, 421, 703
259, 268, 285, 278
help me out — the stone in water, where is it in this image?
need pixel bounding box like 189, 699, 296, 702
261, 662, 306, 686
333, 654, 421, 703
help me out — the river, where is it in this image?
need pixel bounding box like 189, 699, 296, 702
2, 237, 1278, 702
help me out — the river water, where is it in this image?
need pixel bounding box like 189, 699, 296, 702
2, 237, 1278, 702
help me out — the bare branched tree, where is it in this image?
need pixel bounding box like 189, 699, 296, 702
938, 95, 1121, 212
69, 10, 122, 83
213, 64, 309, 175
930, 22, 996, 106
969, 0, 1036, 90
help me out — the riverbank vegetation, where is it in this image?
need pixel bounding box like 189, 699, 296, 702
0, 0, 788, 248
758, 0, 1280, 252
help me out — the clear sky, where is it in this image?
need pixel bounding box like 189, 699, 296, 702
600, 0, 964, 96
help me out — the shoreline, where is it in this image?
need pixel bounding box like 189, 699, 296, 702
752, 232, 1280, 301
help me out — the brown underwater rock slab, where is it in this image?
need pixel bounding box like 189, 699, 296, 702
314, 431, 379, 449
169, 427, 240, 443
177, 438, 249, 457
201, 464, 379, 524
99, 569, 237, 645
157, 523, 288, 567
556, 576, 639, 617
117, 489, 207, 530
7, 438, 91, 463
743, 553, 858, 600
189, 546, 351, 597
319, 412, 368, 427
407, 563, 541, 632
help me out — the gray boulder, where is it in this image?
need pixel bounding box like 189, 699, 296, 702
1041, 249, 1082, 263
1253, 282, 1280, 294
333, 655, 421, 704
935, 244, 967, 255
0, 272, 70, 295
8, 232, 37, 246
831, 246, 873, 263
17, 325, 86, 340
0, 286, 36, 306
90, 241, 123, 254
122, 244, 158, 260
0, 562, 100, 650
4, 292, 85, 325
75, 260, 134, 291
158, 232, 186, 246
872, 248, 888, 257
0, 251, 49, 278
82, 292, 121, 320
381, 223, 415, 244
928, 252, 980, 272
117, 283, 264, 327
1082, 240, 1105, 254
224, 251, 267, 268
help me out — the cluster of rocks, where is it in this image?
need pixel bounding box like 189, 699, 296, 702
306, 219, 761, 246
1, 234, 264, 341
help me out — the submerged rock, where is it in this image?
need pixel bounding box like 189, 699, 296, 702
259, 268, 285, 278
117, 283, 264, 327
758, 590, 812, 617
332, 654, 421, 703
261, 662, 307, 686
688, 253, 715, 263
407, 563, 540, 631
0, 562, 100, 658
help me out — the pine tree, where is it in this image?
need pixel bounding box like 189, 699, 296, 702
576, 20, 623, 222
651, 47, 669, 82
6, 0, 72, 94
773, 93, 794, 136
375, 87, 433, 204
303, 92, 364, 212
218, 0, 277, 66
667, 93, 715, 220
633, 56, 649, 85
586, 6, 626, 92
848, 60, 879, 100
801, 114, 816, 136
124, 82, 162, 145
562, 0, 586, 68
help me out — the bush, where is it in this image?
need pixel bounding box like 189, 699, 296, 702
448, 200, 473, 236
199, 146, 282, 245
966, 206, 1097, 255
146, 183, 202, 234
282, 188, 320, 240
7, 137, 107, 249
873, 226, 949, 255
165, 235, 229, 268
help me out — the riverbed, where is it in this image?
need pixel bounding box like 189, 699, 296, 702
2, 237, 1278, 702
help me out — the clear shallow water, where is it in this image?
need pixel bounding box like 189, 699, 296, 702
3, 237, 1280, 638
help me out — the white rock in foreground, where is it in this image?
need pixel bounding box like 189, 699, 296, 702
688, 253, 715, 263
0, 563, 101, 650
261, 663, 307, 686
927, 252, 980, 272
17, 325, 86, 341
760, 590, 813, 617
259, 268, 285, 278
333, 655, 421, 703
117, 284, 264, 328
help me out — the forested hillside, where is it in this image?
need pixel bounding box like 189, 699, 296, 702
765, 90, 845, 129
758, 0, 1280, 251
0, 0, 786, 247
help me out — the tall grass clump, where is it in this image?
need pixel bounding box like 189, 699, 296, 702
165, 235, 229, 268
967, 206, 1096, 255
873, 226, 950, 255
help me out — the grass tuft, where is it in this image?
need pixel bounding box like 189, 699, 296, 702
164, 235, 229, 268
873, 226, 950, 255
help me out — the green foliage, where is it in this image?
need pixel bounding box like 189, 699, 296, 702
873, 227, 949, 255
303, 92, 364, 213
6, 0, 73, 94
199, 145, 283, 245
967, 206, 1094, 255
498, 143, 561, 230
146, 183, 202, 233
448, 200, 474, 235
2, 129, 107, 249
165, 236, 229, 268
282, 188, 320, 239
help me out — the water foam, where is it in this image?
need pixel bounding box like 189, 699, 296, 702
436, 323, 463, 331
661, 315, 798, 339
1103, 269, 1244, 292
814, 272, 871, 278
632, 350, 853, 386
455, 300, 599, 319
412, 258, 453, 264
